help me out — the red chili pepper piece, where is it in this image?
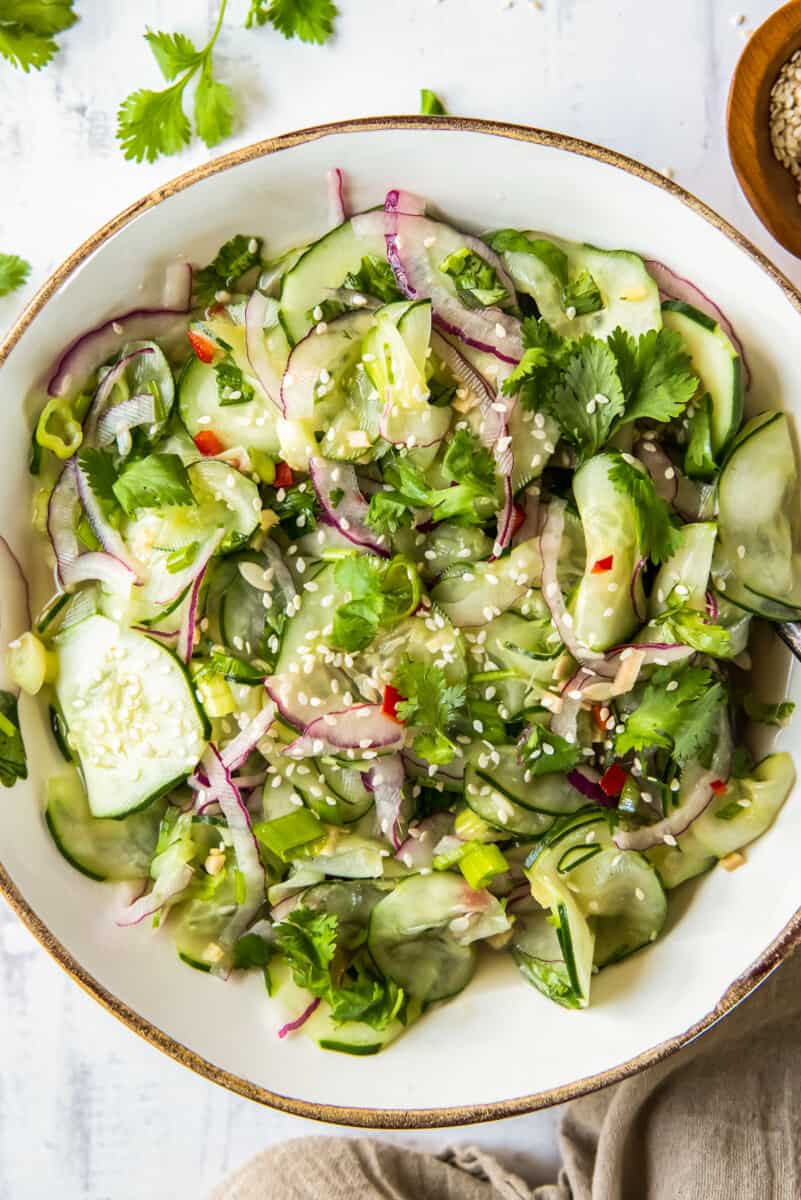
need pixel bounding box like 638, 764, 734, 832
274, 461, 294, 488
592, 554, 614, 574
591, 704, 609, 735
187, 330, 217, 364
710, 779, 727, 795
600, 762, 627, 797
381, 685, 405, 723
193, 430, 225, 457
510, 503, 526, 538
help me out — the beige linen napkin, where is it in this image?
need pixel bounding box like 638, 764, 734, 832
212, 946, 801, 1200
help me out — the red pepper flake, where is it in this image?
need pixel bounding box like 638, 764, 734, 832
381, 685, 405, 723
510, 502, 526, 538
592, 554, 614, 575
187, 330, 217, 364
600, 762, 627, 797
274, 461, 293, 488
710, 779, 727, 795
591, 704, 608, 735
193, 430, 225, 457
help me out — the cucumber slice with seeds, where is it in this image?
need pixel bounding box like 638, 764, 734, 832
662, 300, 743, 456
178, 356, 281, 455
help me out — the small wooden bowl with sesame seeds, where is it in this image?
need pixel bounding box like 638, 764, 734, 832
728, 0, 801, 258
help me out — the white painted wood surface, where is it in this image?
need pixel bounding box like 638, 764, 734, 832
1, 3, 798, 1197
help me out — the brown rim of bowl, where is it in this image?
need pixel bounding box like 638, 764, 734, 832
1, 114, 801, 1129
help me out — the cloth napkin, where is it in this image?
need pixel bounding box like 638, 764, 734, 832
212, 944, 801, 1200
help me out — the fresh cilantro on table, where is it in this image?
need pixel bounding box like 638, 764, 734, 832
394, 661, 466, 765
439, 247, 508, 309
0, 252, 30, 297
608, 326, 698, 427
519, 723, 580, 776
342, 255, 403, 303
615, 665, 726, 766
117, 1, 232, 163
215, 357, 255, 406
112, 453, 194, 516
652, 594, 732, 657
193, 234, 264, 308
245, 0, 338, 43
0, 0, 77, 72
562, 269, 603, 317
0, 691, 26, 788
420, 88, 447, 116
607, 452, 681, 564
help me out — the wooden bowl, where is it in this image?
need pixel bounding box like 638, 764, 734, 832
728, 0, 801, 258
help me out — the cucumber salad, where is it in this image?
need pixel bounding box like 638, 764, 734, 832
4, 174, 798, 1054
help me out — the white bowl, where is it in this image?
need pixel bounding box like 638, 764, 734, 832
1, 117, 799, 1127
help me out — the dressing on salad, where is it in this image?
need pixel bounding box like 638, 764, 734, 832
4, 173, 798, 1052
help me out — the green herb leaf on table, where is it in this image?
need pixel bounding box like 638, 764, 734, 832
608, 452, 681, 565
193, 234, 263, 308
420, 88, 447, 116
246, 0, 338, 43
615, 665, 725, 767
0, 0, 77, 72
112, 453, 194, 516
0, 253, 30, 298
144, 30, 201, 79
0, 691, 26, 787
394, 661, 466, 765
194, 62, 235, 149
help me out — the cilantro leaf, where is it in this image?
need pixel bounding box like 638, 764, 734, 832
684, 394, 717, 480
144, 29, 200, 79
366, 491, 414, 537
562, 269, 603, 317
442, 427, 497, 492
741, 695, 795, 726
268, 481, 318, 537
0, 0, 77, 71
0, 252, 30, 298
439, 247, 508, 309
112, 453, 194, 515
247, 0, 338, 43
117, 85, 192, 164
654, 595, 732, 657
215, 357, 254, 406
520, 723, 580, 776
77, 448, 120, 518
540, 337, 624, 464
328, 956, 405, 1028
615, 666, 725, 766
420, 88, 447, 116
342, 255, 403, 303
193, 234, 263, 307
275, 906, 338, 993
329, 555, 417, 653
378, 432, 498, 528
0, 691, 26, 787
608, 326, 698, 427
332, 599, 382, 652
194, 64, 234, 149
608, 453, 681, 565
394, 661, 465, 764
486, 231, 568, 285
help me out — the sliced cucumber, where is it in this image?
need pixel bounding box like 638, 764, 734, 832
314, 760, 374, 824
647, 838, 716, 890
465, 764, 555, 836
510, 901, 587, 1010
54, 615, 208, 817
178, 356, 281, 455
45, 769, 166, 882
430, 540, 542, 628
662, 301, 743, 456
718, 412, 801, 616
285, 309, 376, 424
500, 234, 660, 339
171, 851, 241, 970
467, 743, 586, 817
280, 217, 388, 344
649, 522, 717, 617
297, 831, 389, 879
691, 753, 795, 859
507, 404, 560, 492
300, 880, 392, 947
393, 523, 493, 579
482, 612, 561, 688
571, 453, 645, 650
367, 873, 478, 1004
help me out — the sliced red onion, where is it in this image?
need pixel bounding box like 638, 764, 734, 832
220, 701, 276, 774
162, 261, 193, 311
550, 668, 596, 741
367, 753, 406, 850
630, 556, 648, 623
176, 554, 212, 664
285, 704, 405, 758
73, 458, 144, 580
644, 259, 750, 388
203, 744, 265, 947
117, 861, 194, 927
567, 767, 615, 808
705, 590, 719, 622
154, 529, 223, 607
47, 465, 81, 585
136, 626, 179, 642
384, 188, 426, 218
245, 290, 282, 411
384, 205, 522, 364
613, 766, 718, 851
84, 347, 155, 445
96, 392, 157, 453
394, 813, 454, 871
61, 551, 137, 592
493, 475, 515, 559
634, 439, 679, 504
540, 501, 614, 677
278, 997, 320, 1039
308, 457, 389, 557
327, 167, 347, 226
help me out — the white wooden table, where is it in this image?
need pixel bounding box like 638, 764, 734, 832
1, 3, 797, 1197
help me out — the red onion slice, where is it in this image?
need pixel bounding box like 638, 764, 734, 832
613, 766, 718, 851
84, 347, 155, 445
95, 392, 157, 452
567, 767, 614, 807
285, 704, 405, 758
61, 551, 137, 592
203, 744, 265, 947
278, 997, 320, 1039
644, 258, 750, 388
245, 290, 282, 411
73, 458, 144, 581
176, 552, 214, 664
384, 188, 426, 218
394, 812, 454, 871
367, 753, 406, 850
493, 475, 515, 559
308, 457, 389, 557
47, 466, 82, 585
384, 206, 522, 364
327, 167, 347, 226
117, 860, 194, 927
220, 701, 276, 774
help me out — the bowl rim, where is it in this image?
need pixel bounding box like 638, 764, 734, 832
1, 113, 801, 1129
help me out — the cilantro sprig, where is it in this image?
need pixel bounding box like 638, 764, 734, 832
330, 555, 419, 653
615, 665, 726, 766
420, 88, 447, 116
394, 661, 466, 765
607, 452, 681, 565
246, 0, 339, 44
519, 723, 580, 777
0, 691, 26, 788
0, 252, 30, 298
608, 326, 699, 427
0, 0, 77, 72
